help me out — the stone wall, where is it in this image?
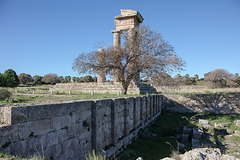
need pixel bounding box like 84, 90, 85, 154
0, 95, 163, 160
53, 82, 141, 95
155, 85, 240, 94
163, 93, 240, 114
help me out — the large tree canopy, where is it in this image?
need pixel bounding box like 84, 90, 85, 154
18, 73, 33, 84
73, 25, 186, 94
3, 69, 19, 87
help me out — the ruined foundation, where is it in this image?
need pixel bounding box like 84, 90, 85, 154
0, 95, 163, 160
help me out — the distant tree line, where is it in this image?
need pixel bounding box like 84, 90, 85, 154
153, 69, 240, 88
0, 69, 97, 87
1, 68, 239, 89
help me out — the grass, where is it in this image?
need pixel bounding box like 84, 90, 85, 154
117, 112, 240, 160
0, 91, 158, 106
118, 112, 194, 160
86, 150, 110, 160
0, 152, 45, 160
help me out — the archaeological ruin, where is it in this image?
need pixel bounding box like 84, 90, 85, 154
54, 9, 157, 95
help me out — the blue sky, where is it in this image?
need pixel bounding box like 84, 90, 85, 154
0, 0, 239, 78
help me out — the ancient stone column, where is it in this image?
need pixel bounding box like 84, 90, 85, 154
112, 30, 121, 83
97, 49, 106, 83
126, 28, 140, 84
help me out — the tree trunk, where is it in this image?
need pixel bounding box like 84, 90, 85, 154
121, 81, 130, 95
122, 86, 128, 95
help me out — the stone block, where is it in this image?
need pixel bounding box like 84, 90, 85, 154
11, 106, 27, 124
182, 134, 189, 142
43, 144, 62, 160
62, 138, 77, 153
227, 129, 234, 134
0, 124, 19, 143
192, 138, 200, 148
45, 131, 59, 148
50, 115, 71, 131
10, 140, 26, 156
32, 119, 51, 136
235, 130, 240, 137
18, 121, 33, 140
183, 126, 191, 133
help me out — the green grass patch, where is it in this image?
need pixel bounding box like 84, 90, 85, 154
118, 112, 240, 160
231, 135, 240, 143
0, 152, 45, 160
118, 112, 196, 160
0, 92, 159, 106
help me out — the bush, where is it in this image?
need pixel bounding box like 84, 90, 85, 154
0, 89, 12, 101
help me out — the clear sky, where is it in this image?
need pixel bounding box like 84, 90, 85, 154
0, 0, 239, 78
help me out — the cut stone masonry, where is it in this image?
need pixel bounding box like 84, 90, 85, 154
0, 95, 163, 159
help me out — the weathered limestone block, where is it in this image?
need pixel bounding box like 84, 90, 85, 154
50, 115, 71, 131
18, 121, 33, 140
113, 98, 125, 142
11, 106, 27, 124
43, 144, 62, 160
126, 97, 135, 135
146, 96, 151, 119
95, 99, 113, 152
32, 119, 51, 136
135, 97, 141, 127
141, 96, 147, 122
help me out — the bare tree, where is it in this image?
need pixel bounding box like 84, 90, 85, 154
152, 73, 176, 86
73, 25, 185, 94
204, 69, 234, 88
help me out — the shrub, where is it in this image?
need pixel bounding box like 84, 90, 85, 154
0, 89, 12, 101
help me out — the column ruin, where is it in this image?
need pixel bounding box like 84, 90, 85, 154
111, 9, 144, 84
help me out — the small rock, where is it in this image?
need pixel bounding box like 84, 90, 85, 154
199, 119, 209, 125
202, 124, 212, 129
227, 129, 234, 134
215, 123, 225, 128
136, 157, 143, 160
236, 120, 240, 127
234, 130, 240, 137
